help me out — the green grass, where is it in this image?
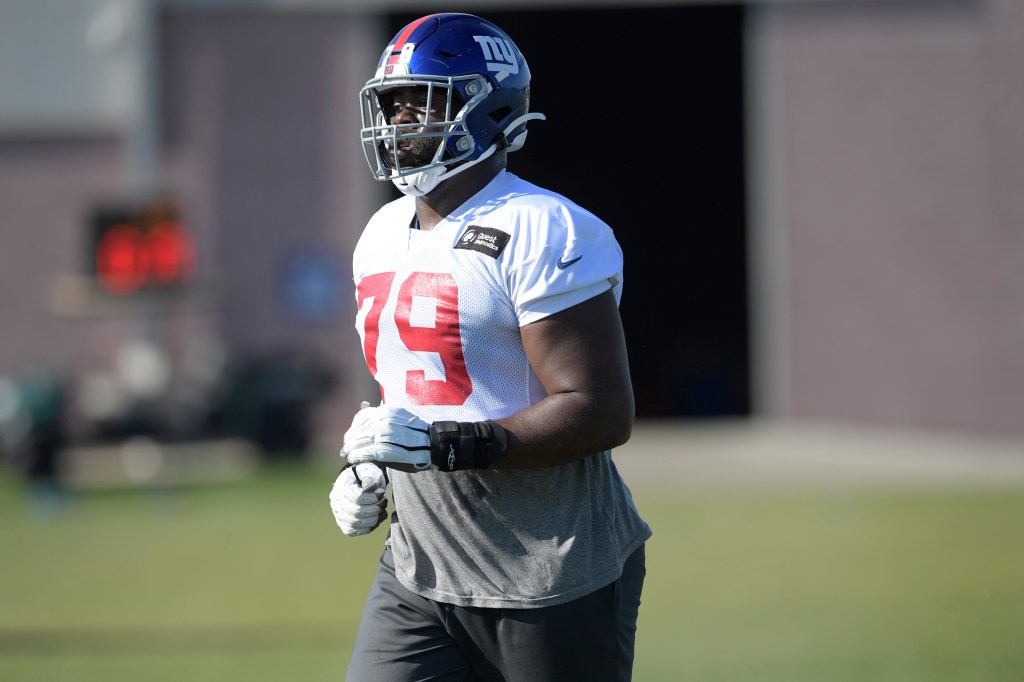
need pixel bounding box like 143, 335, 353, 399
2, 464, 1023, 681
639, 490, 1024, 681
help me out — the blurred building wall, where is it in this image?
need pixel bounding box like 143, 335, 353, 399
160, 8, 384, 437
751, 0, 1024, 437
0, 137, 124, 373
0, 5, 384, 448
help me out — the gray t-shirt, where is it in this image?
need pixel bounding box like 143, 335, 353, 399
387, 452, 652, 609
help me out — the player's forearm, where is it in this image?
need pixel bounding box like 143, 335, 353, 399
488, 388, 634, 469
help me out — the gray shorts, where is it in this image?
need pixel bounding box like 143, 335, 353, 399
345, 543, 647, 682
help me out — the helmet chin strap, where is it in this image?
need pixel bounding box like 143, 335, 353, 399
392, 143, 498, 196
391, 112, 546, 197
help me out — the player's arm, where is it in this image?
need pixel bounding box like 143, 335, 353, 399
489, 288, 634, 468
341, 288, 634, 472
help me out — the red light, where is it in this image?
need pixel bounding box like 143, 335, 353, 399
95, 219, 196, 295
149, 221, 196, 283
97, 224, 146, 294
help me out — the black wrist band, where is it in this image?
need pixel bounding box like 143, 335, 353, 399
429, 420, 509, 471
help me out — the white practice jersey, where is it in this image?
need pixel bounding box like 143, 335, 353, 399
353, 170, 623, 424
352, 170, 651, 608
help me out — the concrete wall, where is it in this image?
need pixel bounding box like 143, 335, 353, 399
752, 0, 1024, 436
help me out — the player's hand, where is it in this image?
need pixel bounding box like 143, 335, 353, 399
341, 403, 433, 473
338, 400, 375, 468
329, 464, 389, 537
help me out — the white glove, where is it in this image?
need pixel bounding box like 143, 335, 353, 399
338, 401, 375, 468
329, 463, 388, 537
341, 403, 433, 473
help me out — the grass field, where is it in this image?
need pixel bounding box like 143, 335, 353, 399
2, 436, 1023, 681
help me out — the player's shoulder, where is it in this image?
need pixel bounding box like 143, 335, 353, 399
479, 172, 613, 241
494, 173, 593, 215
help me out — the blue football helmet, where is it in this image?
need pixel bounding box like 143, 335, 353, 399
359, 13, 545, 196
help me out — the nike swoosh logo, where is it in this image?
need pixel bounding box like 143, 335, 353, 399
556, 255, 583, 270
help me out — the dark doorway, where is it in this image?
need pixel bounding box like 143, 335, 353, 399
387, 7, 749, 418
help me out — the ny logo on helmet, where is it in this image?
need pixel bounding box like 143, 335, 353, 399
472, 35, 519, 76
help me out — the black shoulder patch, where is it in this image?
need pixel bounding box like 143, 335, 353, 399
454, 225, 510, 259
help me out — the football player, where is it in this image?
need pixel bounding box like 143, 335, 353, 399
329, 13, 652, 681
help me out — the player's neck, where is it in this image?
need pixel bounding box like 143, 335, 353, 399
415, 154, 506, 231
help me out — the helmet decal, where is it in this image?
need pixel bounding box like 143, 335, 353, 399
472, 36, 520, 77
379, 14, 437, 70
